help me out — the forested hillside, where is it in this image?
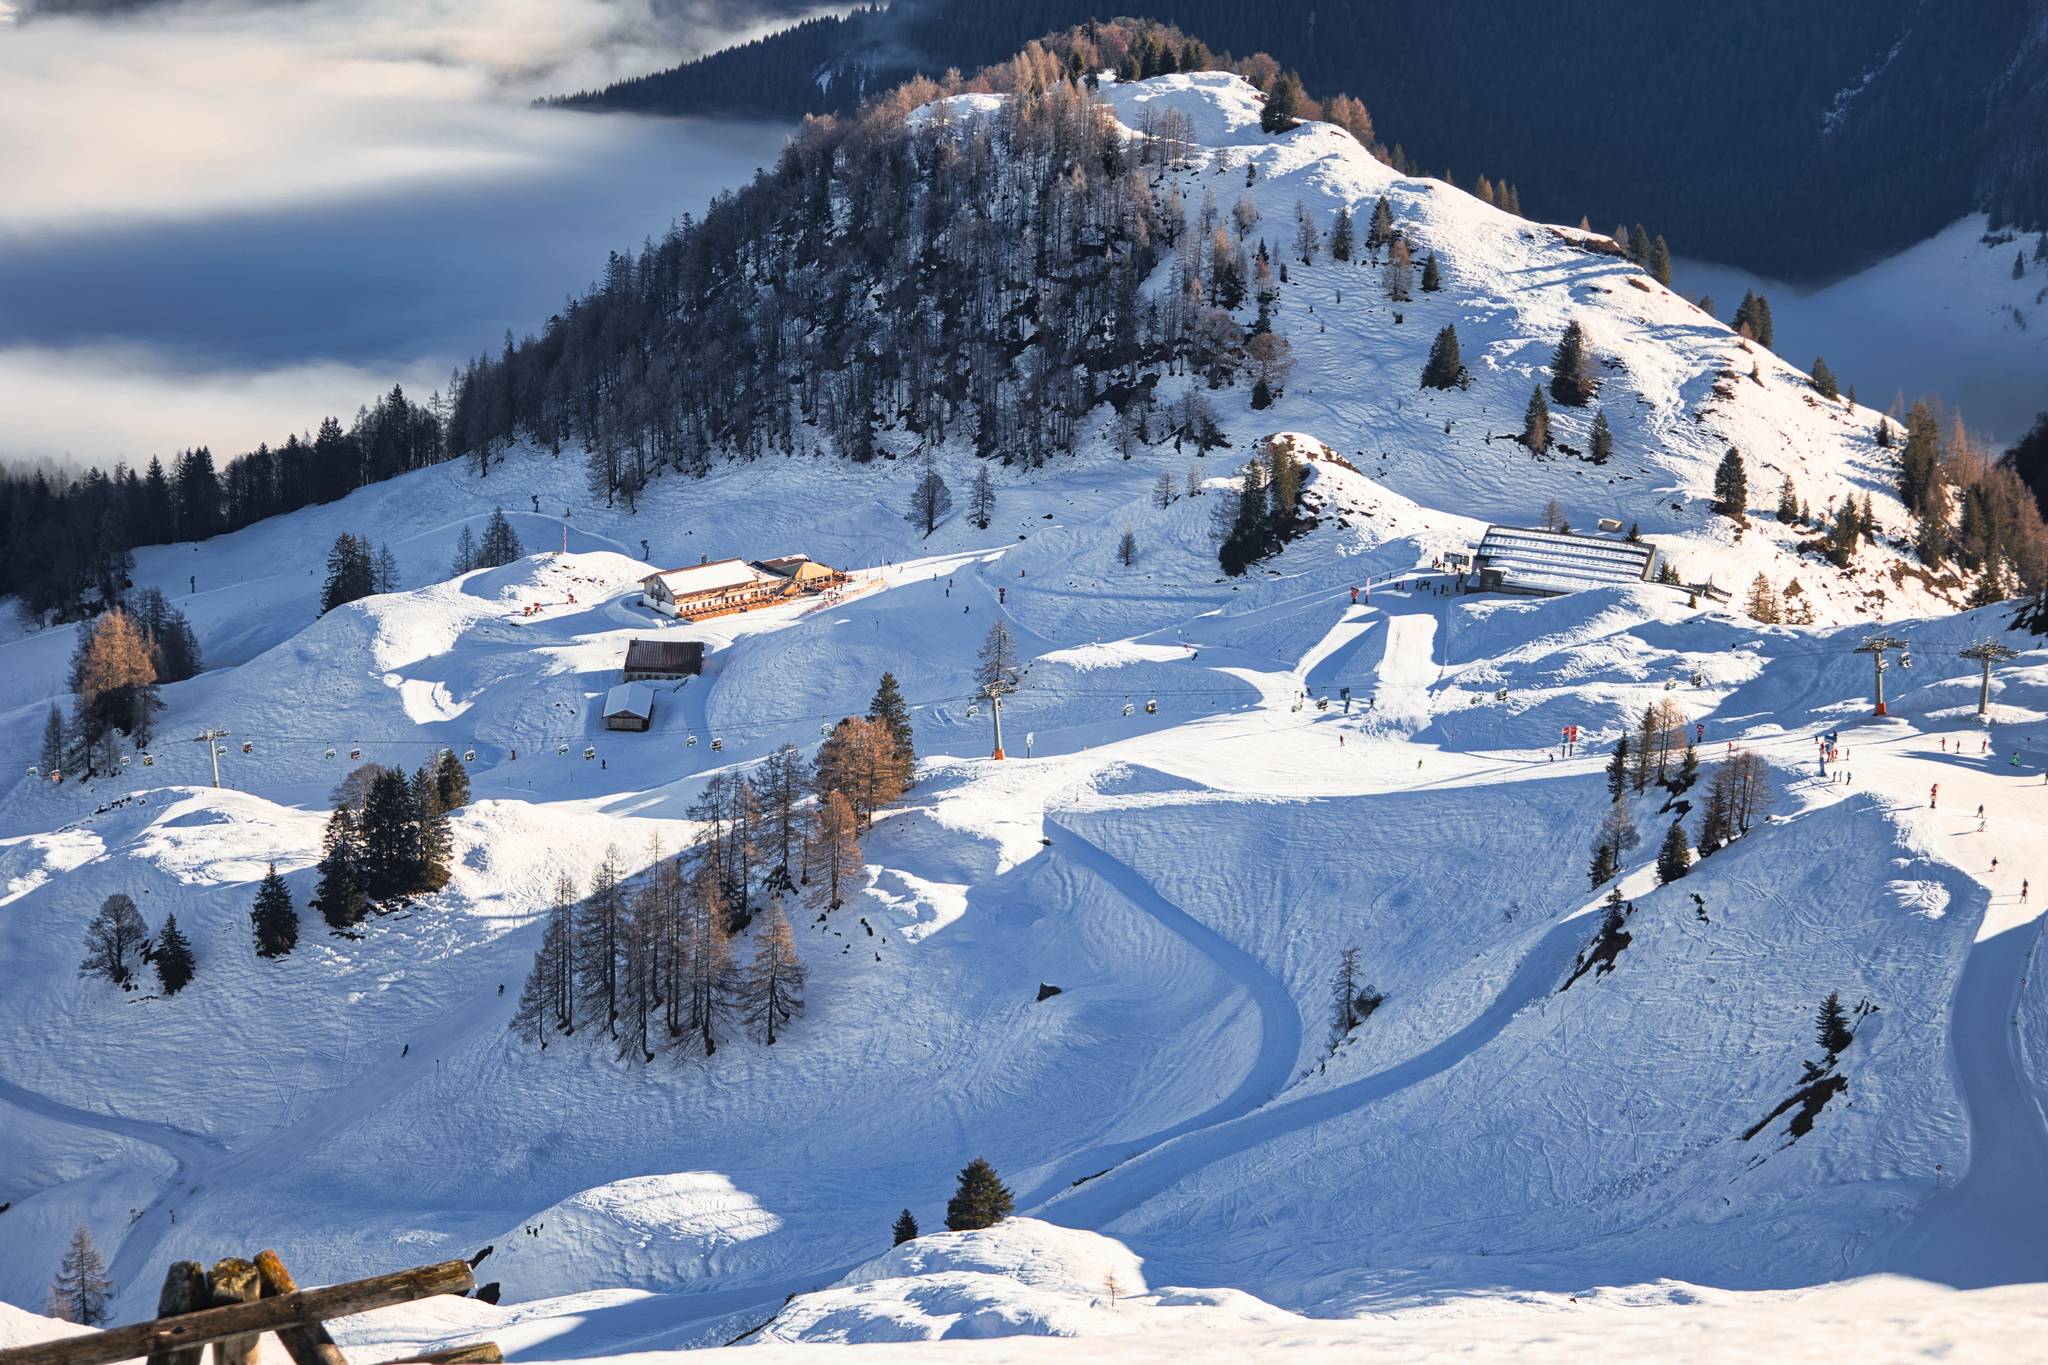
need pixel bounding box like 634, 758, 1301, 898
554, 0, 2048, 279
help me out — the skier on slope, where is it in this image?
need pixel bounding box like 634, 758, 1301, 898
1930, 783, 1939, 809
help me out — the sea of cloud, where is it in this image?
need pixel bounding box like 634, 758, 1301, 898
0, 0, 807, 465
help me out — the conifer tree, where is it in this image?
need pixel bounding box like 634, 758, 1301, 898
1696, 761, 1736, 856
478, 508, 523, 567
1713, 447, 1748, 519
359, 768, 418, 900
1118, 526, 1138, 565
1294, 201, 1318, 265
1588, 838, 1619, 889
1605, 735, 1630, 800
251, 863, 299, 958
807, 790, 864, 911
372, 543, 399, 594
1420, 250, 1441, 291
1655, 822, 1691, 884
1522, 386, 1552, 452
71, 608, 159, 765
46, 1226, 114, 1326
1811, 356, 1839, 400
945, 1157, 1014, 1231
686, 857, 735, 1055
906, 462, 953, 536
1328, 945, 1382, 1045
892, 1209, 920, 1246
512, 887, 576, 1049
413, 766, 453, 893
1549, 319, 1596, 405
1816, 992, 1854, 1056
969, 465, 997, 530
1367, 196, 1393, 250
79, 893, 149, 988
40, 704, 65, 776
1329, 205, 1354, 262
153, 912, 195, 995
1420, 325, 1464, 389
451, 525, 479, 576
1746, 573, 1781, 623
1776, 476, 1800, 522
1589, 409, 1613, 463
320, 533, 376, 613
577, 846, 627, 1038
742, 901, 806, 1044
1629, 224, 1652, 265
434, 748, 471, 811
1591, 799, 1635, 886
314, 805, 369, 930
867, 672, 916, 780
1384, 236, 1413, 301
1259, 71, 1302, 133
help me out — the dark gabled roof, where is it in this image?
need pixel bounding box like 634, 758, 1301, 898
623, 639, 705, 674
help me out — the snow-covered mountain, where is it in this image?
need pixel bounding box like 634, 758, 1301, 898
2, 72, 2046, 1360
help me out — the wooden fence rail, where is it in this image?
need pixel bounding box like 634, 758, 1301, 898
0, 1257, 489, 1365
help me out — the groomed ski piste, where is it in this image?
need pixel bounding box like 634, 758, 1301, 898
4, 73, 2047, 1360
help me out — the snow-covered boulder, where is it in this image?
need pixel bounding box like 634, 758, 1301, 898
754, 1218, 1299, 1344
487, 1173, 784, 1301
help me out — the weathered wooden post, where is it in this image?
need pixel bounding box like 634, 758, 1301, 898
252, 1251, 348, 1365
146, 1263, 210, 1365
207, 1261, 262, 1365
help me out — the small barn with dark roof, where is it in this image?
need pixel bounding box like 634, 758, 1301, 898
622, 639, 704, 681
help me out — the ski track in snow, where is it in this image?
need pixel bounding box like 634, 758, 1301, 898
1015, 812, 1304, 1209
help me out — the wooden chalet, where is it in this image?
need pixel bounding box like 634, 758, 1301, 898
639, 554, 847, 621
622, 638, 704, 681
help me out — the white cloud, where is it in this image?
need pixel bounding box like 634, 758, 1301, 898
0, 0, 812, 231
0, 342, 445, 468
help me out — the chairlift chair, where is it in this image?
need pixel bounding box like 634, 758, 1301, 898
711, 736, 724, 752
1145, 698, 1158, 715
464, 748, 477, 763
557, 742, 569, 756
25, 764, 38, 779
350, 746, 362, 762
1122, 701, 1134, 717
242, 740, 254, 754
583, 746, 596, 761
687, 734, 698, 748
325, 746, 337, 760
142, 753, 154, 767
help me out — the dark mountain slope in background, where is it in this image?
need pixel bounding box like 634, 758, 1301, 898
552, 0, 2048, 280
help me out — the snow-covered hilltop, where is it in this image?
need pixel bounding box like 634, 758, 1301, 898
2, 71, 2046, 1362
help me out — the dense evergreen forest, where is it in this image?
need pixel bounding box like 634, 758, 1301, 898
553, 0, 2048, 279
0, 388, 447, 620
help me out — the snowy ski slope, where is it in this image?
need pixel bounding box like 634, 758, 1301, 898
3, 72, 2046, 1359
